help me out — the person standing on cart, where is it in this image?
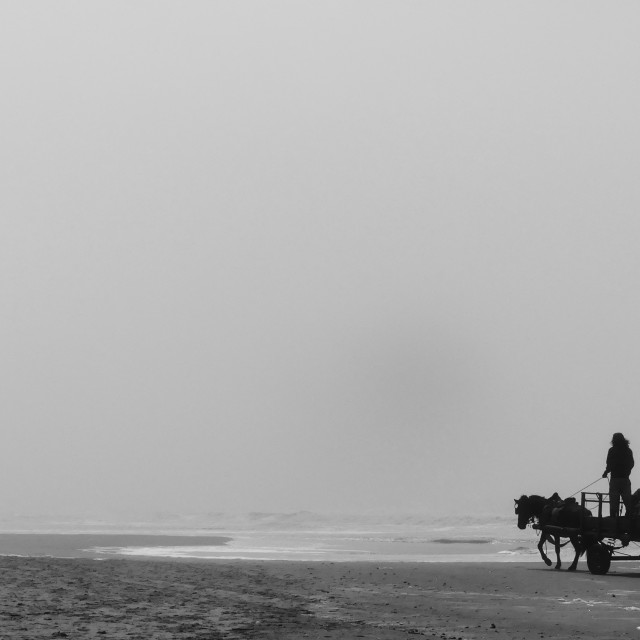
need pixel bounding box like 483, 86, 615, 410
602, 432, 635, 517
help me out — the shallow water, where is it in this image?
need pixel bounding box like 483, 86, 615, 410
0, 533, 231, 558
8, 510, 624, 563
0, 516, 552, 562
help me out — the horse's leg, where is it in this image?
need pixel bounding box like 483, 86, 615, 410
553, 535, 562, 570
567, 537, 582, 571
538, 533, 552, 566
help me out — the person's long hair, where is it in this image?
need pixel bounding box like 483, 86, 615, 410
611, 432, 630, 448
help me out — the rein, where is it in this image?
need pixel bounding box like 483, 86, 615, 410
568, 477, 607, 499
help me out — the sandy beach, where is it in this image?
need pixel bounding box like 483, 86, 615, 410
1, 558, 640, 639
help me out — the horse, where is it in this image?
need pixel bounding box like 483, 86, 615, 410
514, 493, 592, 570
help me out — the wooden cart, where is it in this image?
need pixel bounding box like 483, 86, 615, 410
539, 492, 640, 575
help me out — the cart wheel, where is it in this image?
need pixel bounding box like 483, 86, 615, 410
586, 543, 611, 575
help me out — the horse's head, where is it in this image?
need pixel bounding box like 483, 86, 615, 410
514, 495, 533, 530
515, 494, 552, 529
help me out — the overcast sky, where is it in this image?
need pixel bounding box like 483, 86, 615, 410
1, 2, 640, 519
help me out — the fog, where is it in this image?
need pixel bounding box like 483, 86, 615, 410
1, 2, 639, 520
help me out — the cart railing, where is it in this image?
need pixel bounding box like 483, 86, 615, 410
581, 491, 631, 540
581, 491, 607, 538
581, 491, 627, 515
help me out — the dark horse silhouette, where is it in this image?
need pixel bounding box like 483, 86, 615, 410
514, 493, 592, 570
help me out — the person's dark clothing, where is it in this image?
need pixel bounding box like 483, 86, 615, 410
605, 446, 635, 479
604, 444, 635, 517
610, 478, 633, 517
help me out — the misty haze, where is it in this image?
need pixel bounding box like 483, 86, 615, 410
4, 3, 639, 526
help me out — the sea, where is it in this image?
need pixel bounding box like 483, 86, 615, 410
0, 511, 559, 563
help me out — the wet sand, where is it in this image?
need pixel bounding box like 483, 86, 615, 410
1, 557, 640, 639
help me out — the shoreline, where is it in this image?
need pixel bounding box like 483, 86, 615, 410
2, 557, 640, 639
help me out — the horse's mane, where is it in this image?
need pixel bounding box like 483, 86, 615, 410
516, 493, 563, 521
521, 494, 555, 507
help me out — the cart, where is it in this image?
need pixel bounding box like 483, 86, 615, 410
538, 492, 640, 575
